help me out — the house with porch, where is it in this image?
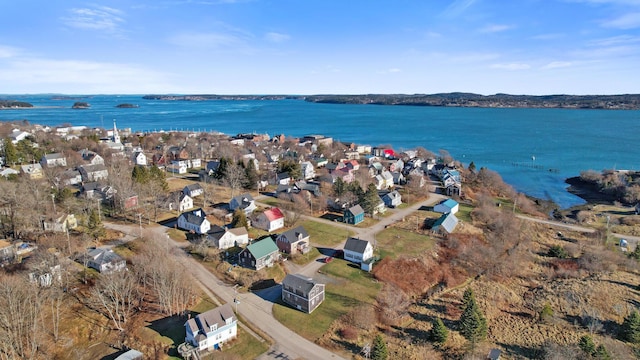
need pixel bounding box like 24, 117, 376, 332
184, 303, 237, 352
80, 247, 126, 273
238, 237, 279, 270
281, 274, 325, 314
344, 205, 365, 225
276, 226, 310, 254
253, 207, 285, 232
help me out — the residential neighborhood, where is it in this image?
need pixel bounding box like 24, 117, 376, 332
0, 120, 633, 360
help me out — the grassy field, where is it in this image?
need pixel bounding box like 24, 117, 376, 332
167, 227, 188, 243
289, 247, 321, 266
273, 259, 381, 341
300, 219, 352, 247
374, 227, 437, 259
456, 203, 474, 222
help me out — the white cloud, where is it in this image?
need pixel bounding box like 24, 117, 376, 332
588, 34, 640, 46
0, 45, 20, 58
61, 6, 125, 34
601, 12, 640, 28
265, 32, 291, 43
542, 61, 573, 69
479, 24, 514, 33
490, 63, 531, 70
167, 32, 246, 48
0, 58, 174, 93
531, 33, 565, 40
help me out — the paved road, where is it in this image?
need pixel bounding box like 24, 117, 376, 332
104, 222, 346, 360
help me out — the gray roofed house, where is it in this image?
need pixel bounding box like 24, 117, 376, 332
40, 152, 67, 168
382, 190, 402, 208
229, 193, 256, 215
80, 247, 126, 273
207, 225, 249, 249
343, 237, 373, 264
281, 273, 325, 313
184, 303, 237, 351
276, 225, 310, 254
78, 163, 109, 182
183, 183, 204, 197
343, 204, 364, 225
177, 208, 211, 234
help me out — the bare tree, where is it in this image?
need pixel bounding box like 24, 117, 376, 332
224, 163, 246, 199
90, 271, 139, 331
376, 283, 411, 326
0, 274, 44, 360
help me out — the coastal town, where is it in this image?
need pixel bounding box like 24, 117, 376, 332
1, 118, 640, 360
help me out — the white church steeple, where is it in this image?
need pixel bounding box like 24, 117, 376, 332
112, 119, 121, 144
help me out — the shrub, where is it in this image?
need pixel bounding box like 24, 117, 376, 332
539, 303, 554, 322
578, 334, 596, 356
430, 317, 449, 345
619, 311, 640, 344
548, 245, 570, 258
339, 326, 358, 341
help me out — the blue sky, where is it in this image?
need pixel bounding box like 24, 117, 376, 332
1, 0, 639, 95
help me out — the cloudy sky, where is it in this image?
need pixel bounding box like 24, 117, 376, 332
1, 0, 639, 95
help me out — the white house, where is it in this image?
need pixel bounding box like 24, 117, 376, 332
229, 193, 256, 215
382, 190, 402, 208
343, 237, 374, 264
177, 208, 211, 234
78, 164, 109, 182
178, 193, 194, 212
40, 153, 67, 168
253, 207, 285, 232
207, 225, 249, 249
183, 183, 204, 198
434, 199, 459, 215
184, 303, 237, 351
167, 163, 188, 174
132, 151, 147, 166
81, 248, 126, 273
300, 161, 316, 180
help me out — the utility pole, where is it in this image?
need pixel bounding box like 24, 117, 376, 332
233, 285, 240, 312
51, 193, 56, 214
137, 213, 142, 237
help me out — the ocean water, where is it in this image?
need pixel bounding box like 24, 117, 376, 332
2, 94, 639, 209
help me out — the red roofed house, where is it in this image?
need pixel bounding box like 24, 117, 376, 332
253, 207, 285, 232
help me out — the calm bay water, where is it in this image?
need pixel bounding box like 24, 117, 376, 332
2, 94, 639, 209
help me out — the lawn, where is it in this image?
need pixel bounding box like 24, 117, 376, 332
374, 227, 436, 259
456, 203, 474, 222
273, 259, 381, 341
288, 247, 321, 266
300, 219, 353, 247
167, 228, 188, 243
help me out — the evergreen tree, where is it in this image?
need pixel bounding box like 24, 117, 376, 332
333, 177, 346, 197
362, 183, 381, 215
215, 157, 229, 180
231, 209, 248, 230
87, 209, 106, 240
468, 161, 476, 173
430, 317, 449, 345
243, 159, 259, 190
132, 165, 149, 184
594, 344, 611, 360
149, 165, 169, 191
372, 334, 388, 360
459, 287, 487, 346
3, 138, 17, 165
277, 158, 302, 180
619, 310, 640, 344
578, 334, 596, 356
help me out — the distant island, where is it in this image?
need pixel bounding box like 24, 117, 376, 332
143, 93, 640, 109
0, 100, 33, 109
71, 101, 90, 109
115, 103, 139, 108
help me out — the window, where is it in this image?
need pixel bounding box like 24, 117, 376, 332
210, 324, 217, 331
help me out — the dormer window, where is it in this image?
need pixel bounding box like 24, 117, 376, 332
225, 317, 232, 325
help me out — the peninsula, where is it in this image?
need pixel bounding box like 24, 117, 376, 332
142, 93, 640, 110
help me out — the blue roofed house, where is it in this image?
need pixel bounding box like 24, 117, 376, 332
343, 204, 365, 225
431, 212, 459, 234
238, 237, 279, 270
184, 303, 237, 352
434, 198, 459, 215
177, 208, 211, 234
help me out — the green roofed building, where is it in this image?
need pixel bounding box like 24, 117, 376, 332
238, 236, 280, 270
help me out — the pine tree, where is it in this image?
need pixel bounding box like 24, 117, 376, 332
87, 209, 106, 240
3, 138, 17, 165
594, 344, 611, 360
132, 165, 149, 184
372, 334, 388, 360
619, 310, 640, 344
243, 159, 259, 190
459, 288, 487, 346
333, 177, 346, 197
362, 183, 381, 215
430, 317, 449, 345
578, 334, 596, 356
